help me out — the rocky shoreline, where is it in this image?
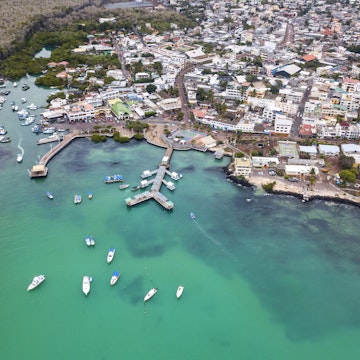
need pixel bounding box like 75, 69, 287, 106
225, 171, 360, 208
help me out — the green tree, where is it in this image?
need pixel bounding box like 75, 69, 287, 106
146, 84, 157, 94
339, 155, 355, 170
339, 169, 356, 183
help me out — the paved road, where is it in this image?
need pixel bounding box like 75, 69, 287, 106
291, 78, 314, 136
174, 62, 194, 122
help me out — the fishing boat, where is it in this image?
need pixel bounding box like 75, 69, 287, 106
119, 184, 129, 190
88, 192, 93, 200
190, 212, 196, 219
107, 248, 115, 263
27, 275, 46, 291
46, 192, 54, 199
74, 194, 82, 204
110, 271, 120, 286
17, 153, 23, 163
82, 276, 92, 296
176, 285, 184, 299
144, 288, 158, 302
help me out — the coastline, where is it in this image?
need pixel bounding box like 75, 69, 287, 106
227, 171, 360, 208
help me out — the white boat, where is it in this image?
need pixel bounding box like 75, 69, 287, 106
37, 135, 60, 145
119, 184, 129, 190
0, 127, 7, 135
190, 212, 196, 219
107, 248, 115, 263
82, 276, 91, 296
74, 194, 82, 204
85, 236, 91, 247
90, 237, 95, 246
17, 153, 23, 163
27, 275, 46, 291
21, 117, 35, 126
21, 97, 27, 103
110, 271, 120, 286
88, 192, 93, 200
176, 285, 184, 299
46, 192, 53, 199
144, 288, 158, 302
13, 82, 17, 87
27, 103, 37, 110
42, 127, 56, 134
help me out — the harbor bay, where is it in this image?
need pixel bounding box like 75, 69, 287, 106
1, 78, 360, 359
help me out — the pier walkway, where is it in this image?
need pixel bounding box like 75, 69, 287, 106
125, 149, 179, 210
39, 132, 86, 166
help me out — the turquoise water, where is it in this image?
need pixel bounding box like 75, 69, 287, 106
1, 77, 360, 359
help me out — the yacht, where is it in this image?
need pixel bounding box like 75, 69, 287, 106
107, 248, 115, 263
110, 271, 120, 286
176, 285, 184, 299
82, 276, 91, 296
144, 288, 158, 302
27, 275, 46, 291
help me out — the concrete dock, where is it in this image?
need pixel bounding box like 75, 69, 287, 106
125, 148, 179, 210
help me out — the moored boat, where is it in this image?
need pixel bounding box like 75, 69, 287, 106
17, 153, 23, 163
119, 184, 129, 190
46, 192, 53, 199
90, 236, 95, 246
27, 274, 46, 291
88, 192, 93, 200
110, 271, 120, 286
74, 194, 82, 204
107, 248, 115, 263
85, 236, 91, 247
176, 285, 184, 299
82, 276, 91, 296
144, 288, 158, 302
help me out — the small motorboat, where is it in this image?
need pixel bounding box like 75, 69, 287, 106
17, 153, 23, 163
190, 212, 196, 219
107, 248, 115, 263
85, 236, 91, 247
119, 184, 129, 190
46, 192, 54, 200
74, 194, 82, 204
21, 97, 27, 103
90, 236, 95, 246
27, 275, 46, 291
88, 192, 93, 200
82, 276, 92, 296
110, 271, 120, 286
27, 103, 37, 110
144, 288, 158, 302
176, 285, 184, 299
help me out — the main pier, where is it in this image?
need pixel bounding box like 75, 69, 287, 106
125, 147, 180, 210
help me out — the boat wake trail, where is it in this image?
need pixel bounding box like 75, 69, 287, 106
17, 138, 24, 156
193, 221, 238, 262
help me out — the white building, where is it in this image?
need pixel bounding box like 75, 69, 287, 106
274, 116, 292, 134
234, 158, 252, 178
